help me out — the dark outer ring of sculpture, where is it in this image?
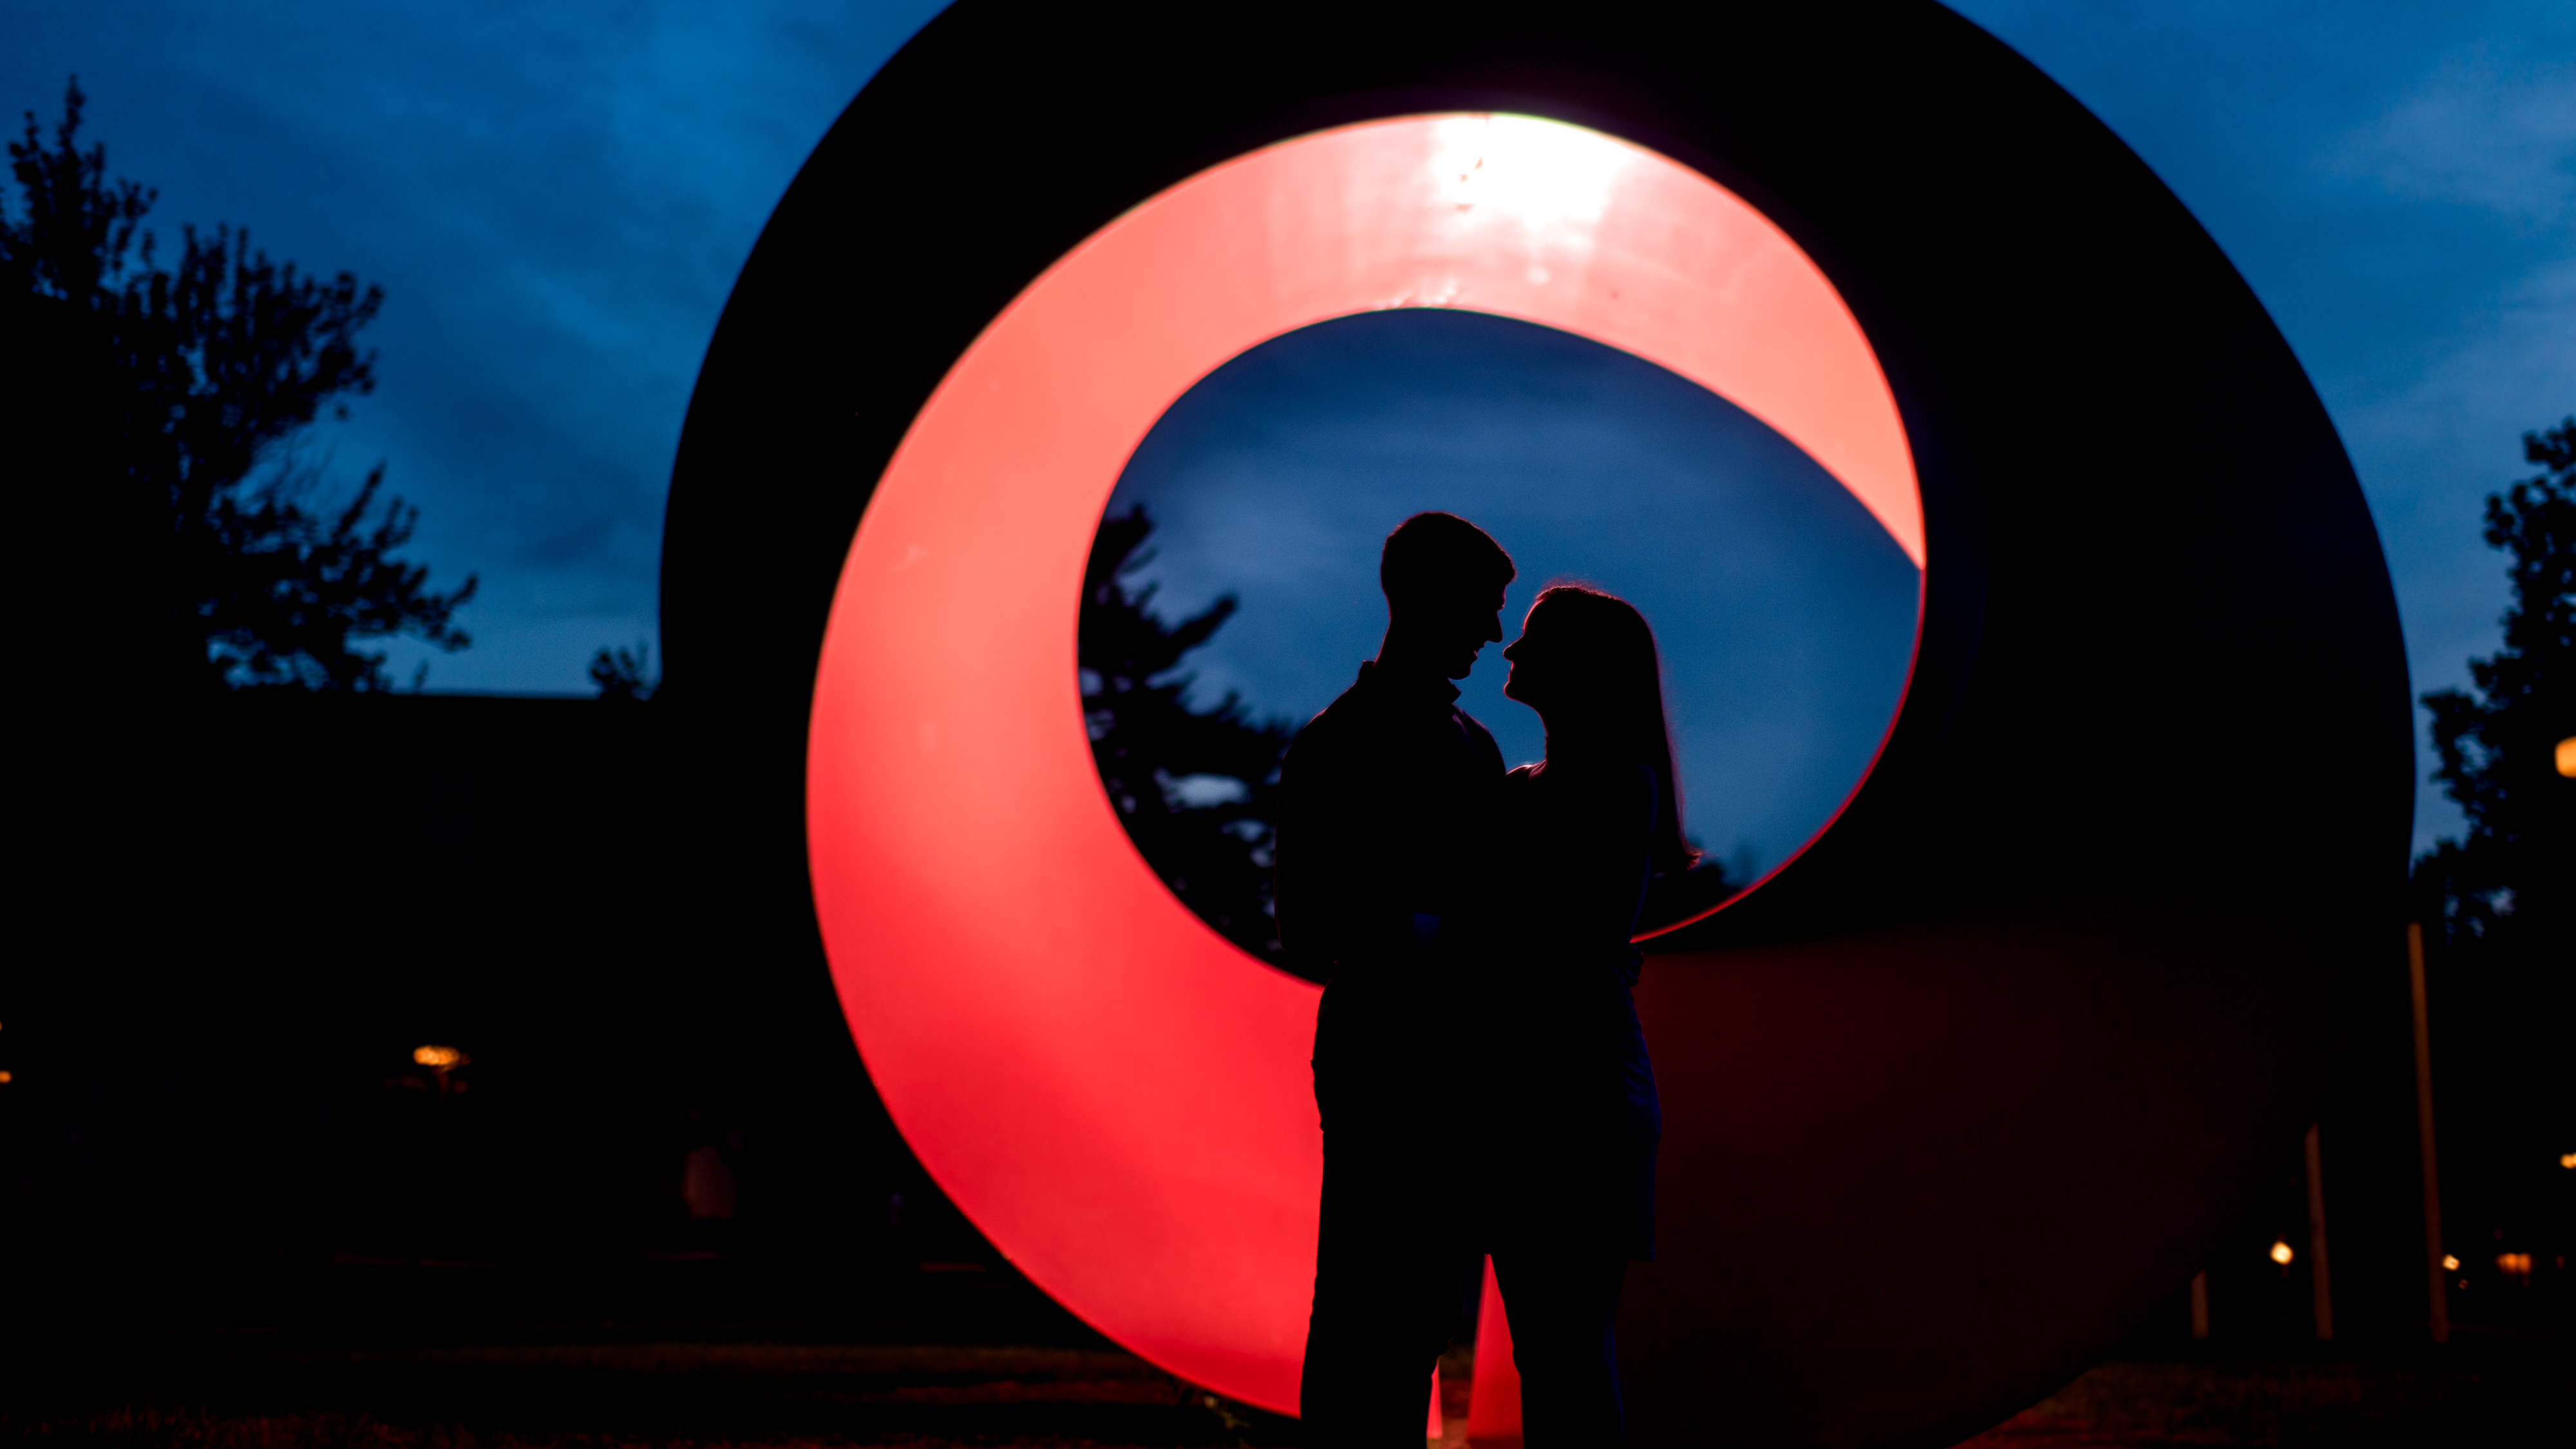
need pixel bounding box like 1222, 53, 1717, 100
660, 4, 2414, 1446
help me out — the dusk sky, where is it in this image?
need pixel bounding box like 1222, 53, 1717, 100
5, 1, 2569, 856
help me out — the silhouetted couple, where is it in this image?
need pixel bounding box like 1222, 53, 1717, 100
1280, 513, 1694, 1448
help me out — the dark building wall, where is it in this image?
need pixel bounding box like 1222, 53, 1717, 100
6, 693, 1003, 1327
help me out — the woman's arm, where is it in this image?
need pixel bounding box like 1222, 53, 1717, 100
1515, 761, 1659, 954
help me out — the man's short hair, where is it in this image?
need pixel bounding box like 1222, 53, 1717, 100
1379, 512, 1515, 609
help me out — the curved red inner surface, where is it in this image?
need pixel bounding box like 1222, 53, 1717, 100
806, 113, 1920, 1413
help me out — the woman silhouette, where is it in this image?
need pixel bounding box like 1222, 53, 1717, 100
1479, 584, 1694, 1447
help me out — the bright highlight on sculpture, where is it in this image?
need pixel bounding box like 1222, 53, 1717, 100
804, 112, 1918, 1415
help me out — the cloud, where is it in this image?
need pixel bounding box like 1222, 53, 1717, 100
2332, 251, 2576, 849
2305, 37, 2576, 851
2325, 46, 2576, 228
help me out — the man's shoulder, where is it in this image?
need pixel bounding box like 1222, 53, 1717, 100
1282, 672, 1374, 767
1309, 677, 1374, 728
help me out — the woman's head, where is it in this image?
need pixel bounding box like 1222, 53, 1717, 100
1502, 585, 1699, 875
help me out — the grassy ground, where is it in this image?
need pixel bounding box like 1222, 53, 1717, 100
3, 1336, 2566, 1448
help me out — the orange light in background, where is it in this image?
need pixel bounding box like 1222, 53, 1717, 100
2559, 1152, 2576, 1170
0, 1070, 12, 1084
2441, 1253, 2461, 1271
2555, 735, 2575, 777
2269, 1239, 2295, 1266
413, 1045, 466, 1069
2495, 1252, 2533, 1285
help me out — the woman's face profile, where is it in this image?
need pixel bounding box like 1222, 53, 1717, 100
1500, 603, 1560, 708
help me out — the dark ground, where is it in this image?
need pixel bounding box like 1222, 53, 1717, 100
3, 1314, 2566, 1449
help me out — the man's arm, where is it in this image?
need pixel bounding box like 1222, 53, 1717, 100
1274, 721, 1410, 974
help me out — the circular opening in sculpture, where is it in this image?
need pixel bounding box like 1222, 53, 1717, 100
1085, 307, 1922, 976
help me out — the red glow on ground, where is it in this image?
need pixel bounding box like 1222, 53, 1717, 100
807, 114, 1920, 1414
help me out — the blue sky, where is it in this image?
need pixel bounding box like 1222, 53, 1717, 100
4, 1, 2569, 856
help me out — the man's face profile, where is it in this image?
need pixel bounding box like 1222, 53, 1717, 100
1417, 584, 1507, 681
1378, 512, 1513, 680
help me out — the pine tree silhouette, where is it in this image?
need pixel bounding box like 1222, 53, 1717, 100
1080, 505, 1298, 971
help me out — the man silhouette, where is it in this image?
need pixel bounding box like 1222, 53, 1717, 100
1278, 511, 1515, 1446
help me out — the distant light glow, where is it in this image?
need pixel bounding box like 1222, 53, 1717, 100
413, 1045, 466, 1069
2557, 735, 2575, 777
2495, 1251, 2532, 1285
2269, 1239, 2295, 1265
2442, 1253, 2461, 1271
0, 1070, 12, 1084
2560, 1152, 2576, 1170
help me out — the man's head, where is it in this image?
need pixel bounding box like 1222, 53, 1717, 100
1378, 512, 1515, 679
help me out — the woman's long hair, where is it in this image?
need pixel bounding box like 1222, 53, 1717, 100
1526, 585, 1700, 876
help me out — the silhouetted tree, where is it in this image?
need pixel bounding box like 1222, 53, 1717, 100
2416, 416, 2572, 960
2410, 417, 2570, 1289
3, 79, 473, 690
589, 641, 658, 701
1081, 506, 1294, 965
